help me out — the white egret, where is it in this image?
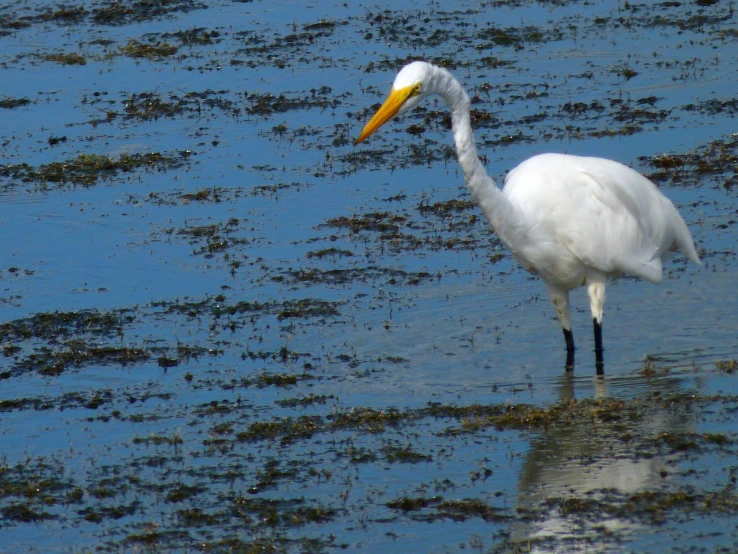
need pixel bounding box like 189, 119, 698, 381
355, 61, 700, 373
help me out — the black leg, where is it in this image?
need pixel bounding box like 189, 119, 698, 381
563, 328, 575, 371
593, 318, 604, 375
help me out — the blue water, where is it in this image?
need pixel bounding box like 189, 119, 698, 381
1, 0, 737, 552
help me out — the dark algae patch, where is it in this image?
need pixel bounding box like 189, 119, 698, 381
92, 0, 207, 26
0, 97, 31, 109
0, 309, 133, 342
41, 52, 87, 65
121, 39, 178, 59
641, 133, 738, 190
1, 152, 190, 189
387, 496, 509, 522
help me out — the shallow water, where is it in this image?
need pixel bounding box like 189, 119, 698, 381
1, 0, 737, 552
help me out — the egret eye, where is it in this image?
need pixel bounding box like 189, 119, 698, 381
410, 83, 422, 97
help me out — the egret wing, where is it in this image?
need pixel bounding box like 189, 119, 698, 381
557, 157, 684, 283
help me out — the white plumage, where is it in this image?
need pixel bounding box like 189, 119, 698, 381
355, 61, 700, 372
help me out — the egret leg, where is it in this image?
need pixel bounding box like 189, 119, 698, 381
563, 328, 575, 370
593, 318, 604, 375
547, 285, 574, 371
586, 275, 607, 375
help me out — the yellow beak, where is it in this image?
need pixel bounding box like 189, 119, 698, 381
354, 85, 416, 145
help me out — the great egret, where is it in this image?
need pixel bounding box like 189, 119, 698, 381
354, 61, 700, 373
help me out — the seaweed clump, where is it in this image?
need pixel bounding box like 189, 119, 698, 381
1, 151, 190, 189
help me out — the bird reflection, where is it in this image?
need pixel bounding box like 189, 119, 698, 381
510, 372, 695, 551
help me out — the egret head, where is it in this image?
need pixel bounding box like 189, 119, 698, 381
354, 61, 434, 145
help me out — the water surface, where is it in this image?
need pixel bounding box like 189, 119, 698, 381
1, 0, 737, 552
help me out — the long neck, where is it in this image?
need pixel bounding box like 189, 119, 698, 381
432, 67, 511, 233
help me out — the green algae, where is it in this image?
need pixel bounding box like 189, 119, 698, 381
1, 152, 190, 189
41, 52, 86, 65
0, 309, 133, 342
121, 38, 178, 58
382, 442, 432, 463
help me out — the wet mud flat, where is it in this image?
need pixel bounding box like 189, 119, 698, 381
1, 0, 737, 552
